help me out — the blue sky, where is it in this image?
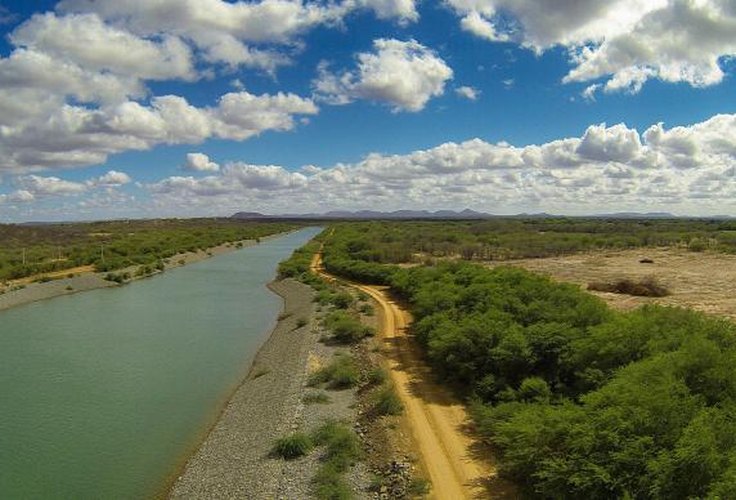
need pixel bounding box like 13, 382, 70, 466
0, 0, 735, 221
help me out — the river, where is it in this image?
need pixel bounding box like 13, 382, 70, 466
0, 227, 321, 499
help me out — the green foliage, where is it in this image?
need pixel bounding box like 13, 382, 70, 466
272, 432, 313, 460
308, 355, 359, 389
323, 311, 374, 344
318, 218, 736, 277
372, 384, 403, 416
366, 367, 388, 385
390, 261, 736, 497
311, 421, 363, 500
0, 219, 296, 281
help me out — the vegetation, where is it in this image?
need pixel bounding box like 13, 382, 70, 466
312, 421, 363, 500
272, 432, 314, 460
308, 355, 359, 389
0, 219, 296, 281
392, 262, 736, 497
372, 384, 403, 416
588, 276, 670, 297
323, 311, 374, 344
317, 218, 736, 285
316, 221, 736, 498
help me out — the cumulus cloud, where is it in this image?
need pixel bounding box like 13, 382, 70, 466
353, 0, 418, 24
57, 0, 419, 69
0, 90, 317, 173
142, 113, 736, 216
455, 85, 480, 100
1, 170, 132, 205
184, 153, 221, 172
93, 170, 132, 187
313, 39, 453, 112
11, 13, 196, 82
447, 0, 736, 93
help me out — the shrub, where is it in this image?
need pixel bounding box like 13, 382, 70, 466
313, 463, 352, 500
587, 276, 669, 297
331, 292, 354, 309
312, 421, 363, 470
311, 421, 363, 499
324, 311, 374, 344
373, 385, 403, 416
359, 303, 375, 316
366, 367, 388, 386
273, 432, 313, 460
308, 355, 359, 389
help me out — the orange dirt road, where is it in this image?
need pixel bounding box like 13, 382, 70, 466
311, 253, 512, 499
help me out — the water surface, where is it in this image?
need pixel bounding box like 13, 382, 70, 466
0, 227, 320, 499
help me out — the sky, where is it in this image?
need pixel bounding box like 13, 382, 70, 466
0, 0, 735, 221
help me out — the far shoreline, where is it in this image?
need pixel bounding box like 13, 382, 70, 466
0, 229, 296, 313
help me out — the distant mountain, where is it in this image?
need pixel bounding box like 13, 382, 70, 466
590, 212, 677, 219
231, 211, 268, 219
231, 209, 494, 220
230, 209, 731, 221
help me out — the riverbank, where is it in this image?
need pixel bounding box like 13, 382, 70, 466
169, 278, 322, 498
0, 233, 287, 312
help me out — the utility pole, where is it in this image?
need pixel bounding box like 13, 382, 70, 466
100, 243, 105, 264
22, 248, 26, 266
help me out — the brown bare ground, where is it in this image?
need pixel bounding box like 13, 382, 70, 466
486, 248, 736, 320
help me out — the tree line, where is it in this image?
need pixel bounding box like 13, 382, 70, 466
0, 219, 297, 281
310, 222, 736, 498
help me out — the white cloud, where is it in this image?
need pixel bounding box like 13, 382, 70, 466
17, 175, 88, 196
354, 0, 419, 24
93, 170, 132, 186
0, 170, 133, 205
142, 113, 736, 216
11, 13, 195, 82
313, 38, 453, 112
455, 85, 480, 100
56, 0, 419, 70
184, 153, 220, 172
447, 0, 736, 93
0, 90, 317, 173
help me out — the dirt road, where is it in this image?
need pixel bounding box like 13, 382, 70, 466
311, 253, 512, 499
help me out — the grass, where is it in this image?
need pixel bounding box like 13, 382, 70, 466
323, 311, 374, 344
308, 355, 359, 389
272, 432, 313, 460
408, 477, 430, 496
372, 384, 403, 416
587, 276, 670, 297
311, 421, 363, 499
366, 367, 388, 386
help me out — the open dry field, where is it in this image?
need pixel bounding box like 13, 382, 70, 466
488, 248, 736, 320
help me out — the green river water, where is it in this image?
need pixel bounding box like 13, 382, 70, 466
0, 227, 321, 499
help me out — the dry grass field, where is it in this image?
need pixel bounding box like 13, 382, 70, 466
487, 248, 736, 320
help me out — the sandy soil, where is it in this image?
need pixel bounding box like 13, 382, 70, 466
487, 248, 736, 320
312, 253, 515, 499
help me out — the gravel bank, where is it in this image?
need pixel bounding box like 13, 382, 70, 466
169, 278, 320, 499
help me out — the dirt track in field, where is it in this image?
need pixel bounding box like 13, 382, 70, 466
312, 252, 515, 499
